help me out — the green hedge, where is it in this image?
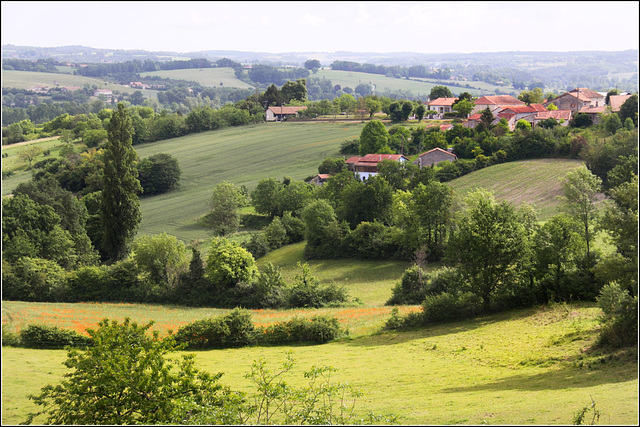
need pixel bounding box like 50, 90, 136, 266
19, 324, 92, 349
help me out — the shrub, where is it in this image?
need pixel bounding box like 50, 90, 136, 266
2, 325, 21, 347
3, 257, 68, 302
422, 292, 483, 323
344, 221, 399, 259
285, 262, 349, 308
242, 232, 270, 259
264, 216, 288, 249
262, 316, 342, 345
66, 265, 109, 302
596, 282, 638, 348
206, 237, 258, 288
20, 324, 92, 349
174, 309, 257, 349
138, 153, 182, 195
387, 265, 427, 305
281, 211, 305, 243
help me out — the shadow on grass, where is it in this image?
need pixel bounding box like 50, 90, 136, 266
441, 354, 637, 393
346, 307, 538, 347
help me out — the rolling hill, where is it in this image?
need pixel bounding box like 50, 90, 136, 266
140, 67, 254, 88
447, 158, 584, 220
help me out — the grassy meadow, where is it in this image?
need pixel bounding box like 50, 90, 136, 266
1, 70, 154, 96
133, 122, 365, 241
3, 302, 637, 425
447, 158, 585, 221
140, 67, 254, 89
315, 69, 513, 97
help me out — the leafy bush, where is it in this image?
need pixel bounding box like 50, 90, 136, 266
387, 265, 428, 305
281, 211, 305, 243
2, 257, 68, 302
20, 324, 92, 349
596, 282, 638, 348
343, 221, 400, 259
206, 237, 258, 288
264, 216, 288, 249
242, 232, 270, 259
261, 316, 342, 345
286, 262, 349, 308
174, 309, 257, 349
138, 153, 182, 195
339, 138, 359, 155
2, 325, 21, 347
422, 292, 483, 323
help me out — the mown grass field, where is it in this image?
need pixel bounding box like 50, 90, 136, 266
133, 122, 365, 241
447, 158, 585, 221
140, 67, 254, 89
3, 303, 637, 425
1, 70, 156, 96
315, 69, 513, 97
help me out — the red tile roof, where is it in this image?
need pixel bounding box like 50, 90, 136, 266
609, 95, 633, 112
530, 104, 547, 112
418, 147, 457, 159
569, 88, 603, 100
578, 105, 606, 114
267, 106, 307, 115
346, 156, 361, 164
535, 110, 572, 120
499, 105, 537, 114
359, 154, 407, 163
467, 114, 482, 120
497, 112, 516, 120
475, 95, 525, 105
426, 97, 458, 106
316, 174, 331, 179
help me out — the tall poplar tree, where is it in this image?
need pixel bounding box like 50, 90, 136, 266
101, 103, 142, 262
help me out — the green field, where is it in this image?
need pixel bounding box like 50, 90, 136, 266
447, 159, 585, 221
133, 122, 365, 241
1, 70, 157, 96
2, 302, 637, 425
140, 68, 254, 89
315, 69, 516, 97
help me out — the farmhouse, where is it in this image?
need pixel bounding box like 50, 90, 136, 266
265, 105, 307, 122
471, 95, 525, 114
525, 110, 573, 127
346, 154, 408, 181
425, 97, 458, 117
94, 89, 113, 97
308, 174, 331, 186
546, 88, 605, 112
414, 147, 457, 168
608, 94, 633, 112
577, 105, 607, 123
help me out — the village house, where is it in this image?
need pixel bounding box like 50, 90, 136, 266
471, 95, 525, 115
308, 174, 331, 186
608, 94, 633, 112
94, 89, 113, 97
464, 112, 515, 130
577, 105, 607, 123
265, 105, 307, 122
546, 88, 605, 113
525, 109, 572, 127
346, 154, 408, 181
425, 97, 458, 118
414, 147, 457, 168
60, 86, 82, 92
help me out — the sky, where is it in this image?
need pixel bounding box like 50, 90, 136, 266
2, 1, 639, 54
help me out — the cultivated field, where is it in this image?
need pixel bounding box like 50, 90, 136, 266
447, 158, 584, 221
315, 69, 515, 97
140, 67, 254, 89
133, 122, 365, 241
1, 70, 156, 96
3, 302, 637, 425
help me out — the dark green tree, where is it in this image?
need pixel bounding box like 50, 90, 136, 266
101, 103, 142, 262
429, 85, 453, 100
618, 94, 638, 127
358, 120, 391, 155
281, 79, 307, 103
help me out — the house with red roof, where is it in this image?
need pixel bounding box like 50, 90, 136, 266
608, 94, 633, 112
308, 174, 332, 186
545, 88, 605, 113
265, 105, 307, 122
471, 95, 525, 115
425, 97, 458, 117
414, 147, 457, 168
346, 154, 409, 181
523, 110, 573, 127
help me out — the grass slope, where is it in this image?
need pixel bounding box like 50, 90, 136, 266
140, 68, 254, 89
133, 122, 365, 241
3, 303, 637, 425
447, 158, 584, 221
315, 69, 515, 97
1, 70, 156, 96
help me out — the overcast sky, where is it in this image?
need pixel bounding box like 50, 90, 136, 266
2, 1, 639, 53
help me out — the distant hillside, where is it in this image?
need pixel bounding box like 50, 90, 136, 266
140, 68, 254, 89
447, 158, 584, 220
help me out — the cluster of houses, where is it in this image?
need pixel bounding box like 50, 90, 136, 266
308, 87, 632, 186
129, 81, 166, 90
427, 88, 633, 130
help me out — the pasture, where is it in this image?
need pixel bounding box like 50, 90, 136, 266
140, 67, 254, 89
3, 302, 637, 425
447, 158, 584, 221
133, 122, 365, 241
315, 69, 515, 97
1, 70, 156, 96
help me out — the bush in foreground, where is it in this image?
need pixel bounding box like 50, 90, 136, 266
20, 324, 92, 349
596, 281, 638, 348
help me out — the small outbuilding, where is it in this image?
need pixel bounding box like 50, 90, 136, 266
414, 147, 457, 168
